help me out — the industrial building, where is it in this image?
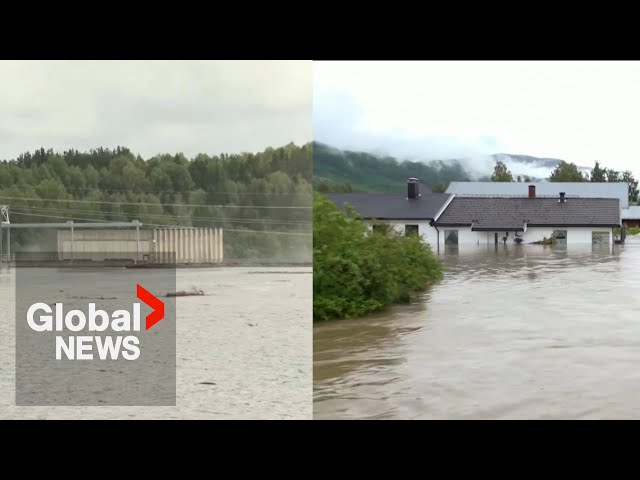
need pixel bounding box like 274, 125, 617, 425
57, 227, 224, 264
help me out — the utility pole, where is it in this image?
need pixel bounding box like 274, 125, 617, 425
135, 219, 140, 264
66, 220, 74, 262
0, 206, 8, 267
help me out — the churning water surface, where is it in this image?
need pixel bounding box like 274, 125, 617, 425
314, 241, 640, 419
0, 267, 311, 419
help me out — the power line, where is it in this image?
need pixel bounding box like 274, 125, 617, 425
10, 211, 311, 236
44, 186, 311, 196
0, 195, 312, 209
11, 205, 311, 226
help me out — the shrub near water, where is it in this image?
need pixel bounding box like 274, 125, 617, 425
313, 193, 443, 321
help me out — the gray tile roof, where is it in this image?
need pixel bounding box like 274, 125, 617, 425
326, 192, 452, 220
446, 181, 629, 209
435, 197, 620, 230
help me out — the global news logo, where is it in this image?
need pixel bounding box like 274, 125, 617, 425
25, 284, 164, 361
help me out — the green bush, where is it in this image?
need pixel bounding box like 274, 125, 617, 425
616, 226, 640, 236
313, 192, 443, 321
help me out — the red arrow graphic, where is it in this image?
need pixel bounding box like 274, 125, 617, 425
136, 284, 165, 330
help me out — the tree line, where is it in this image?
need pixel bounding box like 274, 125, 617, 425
0, 143, 312, 261
491, 160, 639, 203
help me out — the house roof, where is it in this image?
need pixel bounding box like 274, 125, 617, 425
326, 192, 453, 220
434, 197, 620, 231
446, 181, 629, 209
621, 206, 640, 219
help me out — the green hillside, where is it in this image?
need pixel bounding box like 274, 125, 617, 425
313, 142, 473, 192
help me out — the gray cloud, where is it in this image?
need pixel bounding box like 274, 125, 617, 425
0, 60, 312, 160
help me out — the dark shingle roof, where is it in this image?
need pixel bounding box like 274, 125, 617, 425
435, 197, 620, 230
326, 192, 452, 220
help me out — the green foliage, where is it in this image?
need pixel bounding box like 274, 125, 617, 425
313, 193, 443, 321
615, 226, 640, 236
0, 143, 312, 261
314, 180, 353, 193
431, 183, 448, 193
591, 162, 606, 182
606, 169, 620, 183
549, 161, 587, 182
491, 161, 513, 182
622, 171, 639, 203
590, 162, 638, 203
313, 142, 471, 192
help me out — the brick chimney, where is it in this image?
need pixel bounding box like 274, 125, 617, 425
407, 177, 420, 199
528, 185, 536, 198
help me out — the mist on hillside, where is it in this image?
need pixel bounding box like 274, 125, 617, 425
313, 92, 582, 182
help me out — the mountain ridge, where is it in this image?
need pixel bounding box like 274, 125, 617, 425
312, 142, 584, 192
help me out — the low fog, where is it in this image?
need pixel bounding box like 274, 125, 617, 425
313, 91, 574, 181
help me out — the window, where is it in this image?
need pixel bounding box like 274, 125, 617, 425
444, 229, 458, 245
553, 230, 567, 245
405, 224, 419, 237
372, 223, 390, 235
592, 231, 610, 245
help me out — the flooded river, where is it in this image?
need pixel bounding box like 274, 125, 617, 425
314, 242, 640, 419
0, 267, 311, 419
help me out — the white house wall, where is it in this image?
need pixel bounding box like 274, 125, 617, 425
366, 220, 439, 250
436, 226, 613, 248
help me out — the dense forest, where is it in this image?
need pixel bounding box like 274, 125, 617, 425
313, 142, 471, 193
0, 143, 312, 261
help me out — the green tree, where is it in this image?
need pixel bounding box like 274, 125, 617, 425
491, 161, 513, 182
549, 161, 586, 182
622, 171, 639, 203
591, 161, 607, 182
606, 169, 621, 183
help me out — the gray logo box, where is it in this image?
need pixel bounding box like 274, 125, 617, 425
15, 256, 176, 406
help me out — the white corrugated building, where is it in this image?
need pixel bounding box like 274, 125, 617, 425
57, 227, 223, 264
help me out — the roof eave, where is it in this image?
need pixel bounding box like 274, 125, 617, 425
471, 227, 525, 232
526, 223, 620, 228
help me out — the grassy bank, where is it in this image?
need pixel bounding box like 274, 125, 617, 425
313, 193, 443, 321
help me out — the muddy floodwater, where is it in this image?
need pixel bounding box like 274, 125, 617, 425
314, 242, 640, 419
0, 267, 311, 419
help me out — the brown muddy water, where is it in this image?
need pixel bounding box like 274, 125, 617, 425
314, 242, 640, 419
0, 267, 311, 419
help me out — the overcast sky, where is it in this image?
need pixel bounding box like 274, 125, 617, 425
314, 61, 640, 176
0, 60, 312, 160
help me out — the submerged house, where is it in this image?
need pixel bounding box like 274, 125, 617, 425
433, 194, 620, 247
447, 180, 639, 228
327, 179, 621, 249
327, 178, 452, 248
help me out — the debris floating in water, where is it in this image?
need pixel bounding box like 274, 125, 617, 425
166, 287, 205, 297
